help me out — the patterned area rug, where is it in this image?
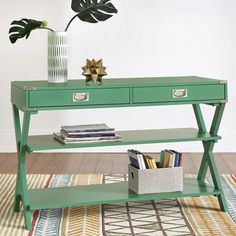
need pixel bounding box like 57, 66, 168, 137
0, 174, 236, 236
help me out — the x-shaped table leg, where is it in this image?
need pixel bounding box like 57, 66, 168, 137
12, 104, 32, 230
193, 103, 228, 211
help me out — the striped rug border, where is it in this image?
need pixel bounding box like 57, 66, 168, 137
179, 174, 236, 236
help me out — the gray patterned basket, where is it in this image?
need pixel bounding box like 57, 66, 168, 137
128, 164, 183, 194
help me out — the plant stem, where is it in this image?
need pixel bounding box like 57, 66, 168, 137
44, 27, 54, 32
65, 14, 79, 32
37, 27, 54, 32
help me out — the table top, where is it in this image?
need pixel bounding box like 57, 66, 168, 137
12, 76, 225, 91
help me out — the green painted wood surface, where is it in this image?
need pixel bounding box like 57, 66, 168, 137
12, 76, 224, 90
133, 84, 225, 104
28, 178, 220, 210
11, 76, 228, 229
29, 88, 130, 107
11, 76, 227, 111
13, 110, 32, 229
26, 128, 221, 152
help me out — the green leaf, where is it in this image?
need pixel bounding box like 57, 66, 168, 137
91, 11, 112, 21
78, 12, 98, 23
99, 3, 118, 13
9, 18, 44, 44
71, 0, 118, 23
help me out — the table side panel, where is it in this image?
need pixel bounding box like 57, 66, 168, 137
11, 84, 29, 109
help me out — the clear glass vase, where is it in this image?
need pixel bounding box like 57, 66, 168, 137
48, 31, 68, 83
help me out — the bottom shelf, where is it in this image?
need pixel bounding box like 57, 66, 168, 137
28, 178, 221, 211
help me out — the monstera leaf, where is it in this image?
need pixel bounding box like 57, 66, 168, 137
9, 0, 118, 42
71, 0, 118, 23
9, 19, 45, 44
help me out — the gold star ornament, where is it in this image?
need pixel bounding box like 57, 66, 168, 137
82, 59, 107, 85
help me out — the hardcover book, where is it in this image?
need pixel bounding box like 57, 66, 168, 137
127, 149, 146, 169
61, 123, 115, 133
129, 156, 140, 169
53, 132, 122, 144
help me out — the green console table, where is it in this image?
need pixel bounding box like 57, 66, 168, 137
11, 76, 228, 230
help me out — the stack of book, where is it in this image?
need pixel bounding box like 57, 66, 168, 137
159, 149, 182, 168
54, 123, 122, 144
128, 149, 158, 169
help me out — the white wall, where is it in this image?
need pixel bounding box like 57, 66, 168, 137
1, 0, 236, 152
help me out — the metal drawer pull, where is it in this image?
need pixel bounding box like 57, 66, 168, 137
73, 92, 89, 102
172, 89, 187, 98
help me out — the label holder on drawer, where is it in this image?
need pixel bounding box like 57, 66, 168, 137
73, 92, 89, 102
172, 89, 188, 98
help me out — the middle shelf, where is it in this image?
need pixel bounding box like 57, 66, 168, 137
26, 128, 221, 152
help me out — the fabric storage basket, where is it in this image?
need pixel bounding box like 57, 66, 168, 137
128, 164, 183, 194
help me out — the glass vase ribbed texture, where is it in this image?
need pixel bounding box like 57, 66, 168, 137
48, 31, 68, 83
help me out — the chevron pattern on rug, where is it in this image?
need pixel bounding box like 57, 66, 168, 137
103, 174, 195, 236
1, 174, 236, 236
102, 200, 196, 236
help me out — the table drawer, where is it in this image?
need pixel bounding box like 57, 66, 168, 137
29, 88, 130, 107
132, 84, 226, 104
